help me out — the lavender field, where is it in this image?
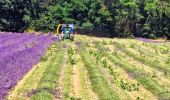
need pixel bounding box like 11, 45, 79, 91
0, 32, 58, 99
0, 33, 170, 100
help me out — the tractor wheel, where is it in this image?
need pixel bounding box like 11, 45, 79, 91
70, 36, 74, 41
61, 36, 64, 41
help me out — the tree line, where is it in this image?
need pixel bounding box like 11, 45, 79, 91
0, 0, 170, 38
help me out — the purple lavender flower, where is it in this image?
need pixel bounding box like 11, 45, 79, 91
0, 32, 58, 99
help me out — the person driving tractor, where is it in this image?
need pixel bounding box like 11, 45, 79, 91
61, 24, 74, 41
62, 25, 72, 34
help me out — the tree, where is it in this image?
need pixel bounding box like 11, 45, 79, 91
0, 0, 170, 39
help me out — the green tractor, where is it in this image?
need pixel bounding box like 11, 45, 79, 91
56, 24, 75, 41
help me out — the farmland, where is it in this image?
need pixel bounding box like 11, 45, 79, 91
0, 32, 170, 100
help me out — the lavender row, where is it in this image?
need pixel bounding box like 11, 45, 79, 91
0, 32, 38, 44
0, 33, 58, 100
0, 33, 28, 43
0, 34, 43, 58
0, 33, 12, 38
0, 34, 32, 48
0, 45, 44, 99
0, 32, 17, 38
0, 34, 29, 48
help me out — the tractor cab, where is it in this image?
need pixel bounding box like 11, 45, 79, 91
55, 24, 75, 41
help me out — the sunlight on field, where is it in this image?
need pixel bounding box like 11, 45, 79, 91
0, 33, 170, 100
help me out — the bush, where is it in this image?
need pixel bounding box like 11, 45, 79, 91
82, 21, 94, 30
148, 33, 157, 39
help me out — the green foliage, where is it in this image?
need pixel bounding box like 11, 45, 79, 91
82, 21, 94, 30
0, 0, 50, 32
23, 15, 31, 25
31, 46, 64, 99
67, 47, 75, 65
81, 51, 119, 100
148, 33, 157, 39
120, 80, 140, 92
90, 48, 140, 92
31, 13, 55, 32
94, 41, 170, 98
114, 42, 170, 76
144, 2, 157, 12
0, 0, 170, 38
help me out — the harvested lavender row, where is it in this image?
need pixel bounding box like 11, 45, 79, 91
0, 33, 58, 100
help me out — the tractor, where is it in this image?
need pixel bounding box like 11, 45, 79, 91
55, 24, 75, 41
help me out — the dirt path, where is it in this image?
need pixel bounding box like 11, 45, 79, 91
67, 43, 81, 99
55, 45, 67, 100
70, 65, 81, 99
